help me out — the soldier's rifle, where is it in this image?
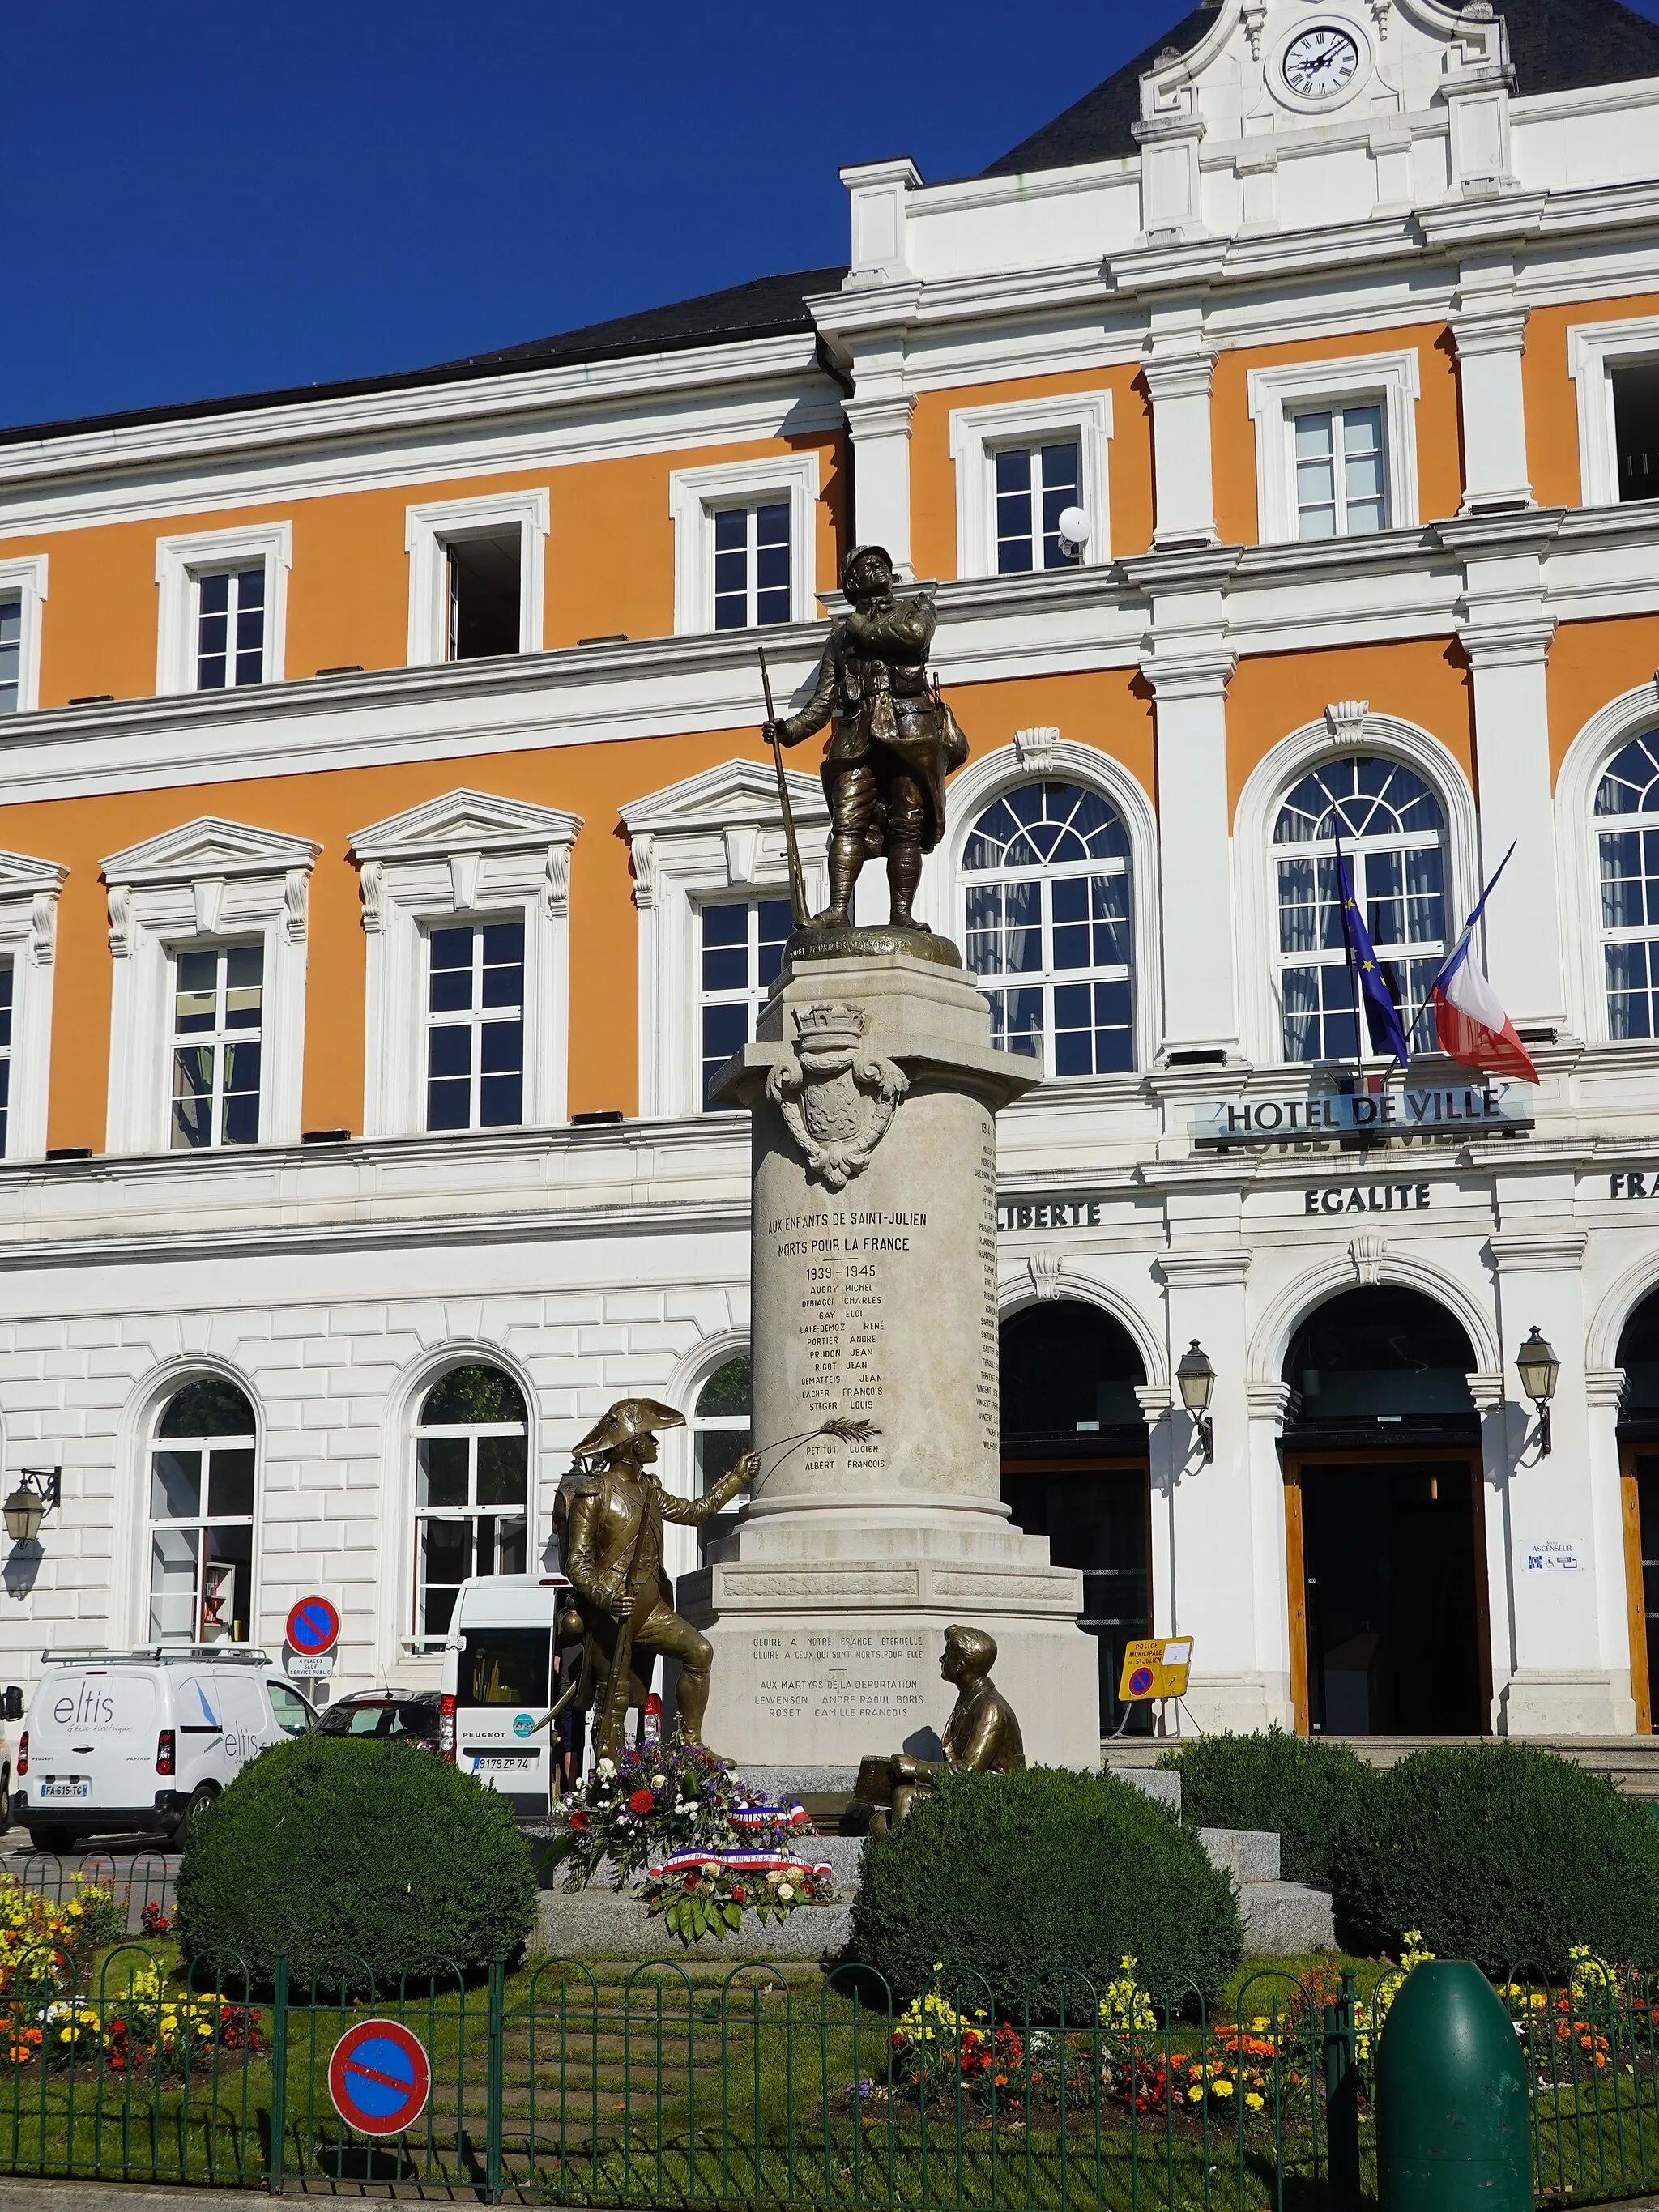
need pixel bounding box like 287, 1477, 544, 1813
758, 646, 810, 929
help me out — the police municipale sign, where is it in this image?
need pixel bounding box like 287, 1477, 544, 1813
1118, 1638, 1194, 1703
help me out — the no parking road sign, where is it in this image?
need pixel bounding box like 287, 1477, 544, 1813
327, 2018, 432, 2137
285, 1595, 340, 1678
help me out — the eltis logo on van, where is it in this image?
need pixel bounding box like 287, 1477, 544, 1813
511, 1712, 535, 1740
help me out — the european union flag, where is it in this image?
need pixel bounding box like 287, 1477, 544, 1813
1333, 831, 1410, 1068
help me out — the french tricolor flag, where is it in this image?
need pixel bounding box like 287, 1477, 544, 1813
1429, 844, 1539, 1085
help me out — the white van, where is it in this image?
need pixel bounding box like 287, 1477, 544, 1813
12, 1647, 312, 1850
441, 1576, 564, 1818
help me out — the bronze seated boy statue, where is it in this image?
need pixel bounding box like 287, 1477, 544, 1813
850, 1622, 1025, 1838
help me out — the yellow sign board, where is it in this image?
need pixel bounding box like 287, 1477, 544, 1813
1118, 1637, 1194, 1703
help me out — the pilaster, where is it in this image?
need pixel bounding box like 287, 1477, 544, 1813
1449, 255, 1533, 514
1446, 514, 1567, 1029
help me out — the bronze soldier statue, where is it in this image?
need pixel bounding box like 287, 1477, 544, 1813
765, 544, 968, 931
852, 1623, 1026, 1835
551, 1398, 755, 1761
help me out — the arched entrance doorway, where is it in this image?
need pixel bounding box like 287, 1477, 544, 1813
1281, 1285, 1489, 1737
1616, 1289, 1659, 1732
1000, 1301, 1149, 1737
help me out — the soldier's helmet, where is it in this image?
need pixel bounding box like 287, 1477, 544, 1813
840, 543, 894, 595
572, 1396, 686, 1460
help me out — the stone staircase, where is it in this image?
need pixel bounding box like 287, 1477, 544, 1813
1102, 1733, 1659, 1800
1198, 1827, 1335, 1955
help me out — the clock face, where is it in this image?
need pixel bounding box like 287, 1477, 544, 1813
1282, 24, 1361, 97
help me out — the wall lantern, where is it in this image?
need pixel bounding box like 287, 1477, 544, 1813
1177, 1340, 1216, 1464
1516, 1326, 1561, 1458
2, 1467, 60, 1546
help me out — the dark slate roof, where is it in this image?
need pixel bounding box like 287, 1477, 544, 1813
982, 0, 1659, 178
0, 266, 847, 450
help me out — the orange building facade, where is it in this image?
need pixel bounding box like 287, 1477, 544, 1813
3, 0, 1659, 1794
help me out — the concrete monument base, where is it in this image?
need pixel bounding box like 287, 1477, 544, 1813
689, 939, 1099, 1771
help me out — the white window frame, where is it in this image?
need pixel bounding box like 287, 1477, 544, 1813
948, 392, 1113, 582
404, 489, 548, 667
0, 556, 48, 717
411, 1364, 531, 1640
1568, 317, 1659, 510
0, 849, 66, 1162
929, 738, 1162, 1076
147, 1383, 259, 1647
422, 915, 528, 1133
154, 523, 291, 696
669, 454, 820, 637
351, 789, 581, 1138
103, 817, 318, 1155
620, 759, 828, 1118
168, 939, 268, 1152
696, 893, 795, 1112
1246, 352, 1420, 546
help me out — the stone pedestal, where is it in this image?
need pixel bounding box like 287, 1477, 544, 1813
680, 936, 1099, 1770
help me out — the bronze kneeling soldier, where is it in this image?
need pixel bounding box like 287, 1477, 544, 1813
551, 1397, 754, 1762
853, 1623, 1025, 1837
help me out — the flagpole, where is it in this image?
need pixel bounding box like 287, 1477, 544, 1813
1414, 840, 1520, 1059
1333, 829, 1368, 1101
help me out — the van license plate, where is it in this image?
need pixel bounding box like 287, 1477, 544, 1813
39, 1782, 88, 1800
471, 1754, 534, 1772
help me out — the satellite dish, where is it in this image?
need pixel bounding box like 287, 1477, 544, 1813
1056, 505, 1091, 555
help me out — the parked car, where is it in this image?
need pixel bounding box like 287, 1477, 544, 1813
12, 1647, 312, 1851
314, 1689, 443, 1749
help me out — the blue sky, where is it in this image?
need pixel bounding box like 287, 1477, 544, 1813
5, 1, 1657, 435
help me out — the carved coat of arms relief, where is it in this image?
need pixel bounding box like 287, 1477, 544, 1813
766, 1004, 907, 1191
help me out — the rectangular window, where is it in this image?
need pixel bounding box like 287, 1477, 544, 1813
1294, 405, 1387, 539
170, 944, 263, 1149
712, 502, 791, 629
426, 919, 525, 1132
1613, 363, 1659, 504
0, 958, 13, 1160
446, 531, 523, 660
195, 568, 266, 689
995, 442, 1081, 573
0, 598, 19, 716
699, 896, 791, 1109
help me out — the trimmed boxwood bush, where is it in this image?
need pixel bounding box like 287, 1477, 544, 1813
848, 1767, 1244, 2014
175, 1736, 537, 1988
1159, 1726, 1380, 1886
1330, 1742, 1659, 1978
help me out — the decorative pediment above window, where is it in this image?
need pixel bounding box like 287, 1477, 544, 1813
102, 816, 320, 889
349, 788, 582, 866
620, 759, 825, 843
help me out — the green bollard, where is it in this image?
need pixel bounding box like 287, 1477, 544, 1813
1376, 1958, 1532, 2211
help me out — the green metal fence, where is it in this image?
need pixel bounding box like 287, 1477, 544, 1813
0, 1934, 1653, 2204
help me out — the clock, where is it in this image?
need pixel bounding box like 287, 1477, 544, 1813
1282, 24, 1362, 98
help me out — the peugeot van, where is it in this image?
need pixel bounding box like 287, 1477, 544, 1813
440, 1575, 565, 1817
12, 1647, 312, 1850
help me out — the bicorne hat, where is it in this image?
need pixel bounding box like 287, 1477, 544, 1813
573, 1397, 686, 1457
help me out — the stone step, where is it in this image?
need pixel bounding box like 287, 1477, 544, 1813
1239, 1879, 1337, 1958
1198, 1826, 1280, 1886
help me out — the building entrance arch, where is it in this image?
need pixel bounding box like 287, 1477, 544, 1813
999, 1300, 1148, 1738
1615, 1289, 1659, 1733
1280, 1285, 1490, 1739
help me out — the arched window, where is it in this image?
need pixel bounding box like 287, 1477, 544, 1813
692, 1354, 751, 1561
962, 781, 1133, 1074
414, 1362, 527, 1639
1594, 734, 1659, 1036
1273, 756, 1447, 1063
148, 1378, 257, 1645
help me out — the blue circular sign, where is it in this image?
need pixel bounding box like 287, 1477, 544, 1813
286, 1596, 340, 1657
512, 1711, 535, 1740
1128, 1665, 1156, 1698
328, 2018, 431, 2137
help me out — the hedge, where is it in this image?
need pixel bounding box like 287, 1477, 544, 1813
174, 1735, 538, 1988
848, 1767, 1244, 2014
1158, 1727, 1380, 1886
1329, 1742, 1659, 1978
